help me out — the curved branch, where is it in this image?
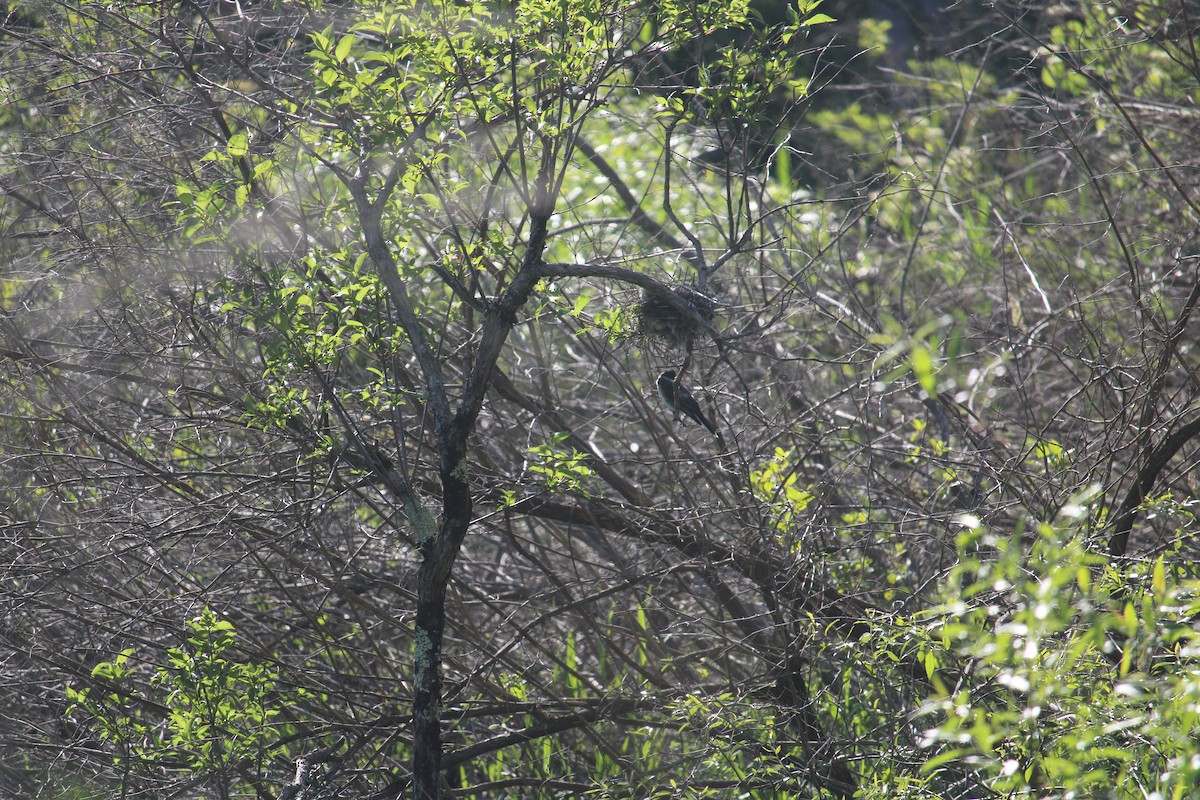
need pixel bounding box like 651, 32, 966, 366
574, 135, 688, 254
444, 697, 650, 768
353, 190, 453, 427
540, 261, 721, 338
1108, 414, 1200, 557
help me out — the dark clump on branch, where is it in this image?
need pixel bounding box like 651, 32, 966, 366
635, 286, 719, 349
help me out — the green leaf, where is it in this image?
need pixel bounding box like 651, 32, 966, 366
175, 182, 195, 207
910, 343, 937, 395
334, 33, 355, 62
226, 132, 248, 159
308, 28, 331, 52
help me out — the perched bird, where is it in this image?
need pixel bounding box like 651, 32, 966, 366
657, 370, 718, 435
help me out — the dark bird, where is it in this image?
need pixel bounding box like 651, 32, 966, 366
657, 370, 718, 435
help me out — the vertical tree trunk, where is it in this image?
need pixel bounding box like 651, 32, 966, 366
411, 438, 474, 800
411, 569, 448, 800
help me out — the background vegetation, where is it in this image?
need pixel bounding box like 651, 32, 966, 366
3, 1, 1200, 798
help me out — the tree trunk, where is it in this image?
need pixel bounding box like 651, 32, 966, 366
411, 435, 474, 800
412, 566, 449, 800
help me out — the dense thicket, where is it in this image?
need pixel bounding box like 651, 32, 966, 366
3, 2, 1200, 799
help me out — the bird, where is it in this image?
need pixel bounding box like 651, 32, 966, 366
657, 370, 718, 435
